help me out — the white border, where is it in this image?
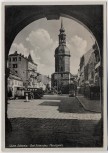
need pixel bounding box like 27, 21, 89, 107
1, 0, 107, 5
103, 1, 107, 150
2, 3, 5, 152
1, 1, 107, 152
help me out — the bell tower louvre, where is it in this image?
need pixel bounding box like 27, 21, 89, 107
51, 19, 71, 94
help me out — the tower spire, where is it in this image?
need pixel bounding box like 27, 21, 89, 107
28, 53, 33, 62
60, 18, 65, 32
59, 18, 66, 45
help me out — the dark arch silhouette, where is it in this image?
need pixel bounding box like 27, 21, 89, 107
5, 5, 103, 142
5, 5, 103, 59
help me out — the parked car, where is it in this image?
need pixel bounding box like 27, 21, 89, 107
25, 88, 44, 99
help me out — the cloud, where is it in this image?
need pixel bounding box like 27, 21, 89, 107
66, 35, 87, 74
26, 29, 58, 68
37, 63, 54, 76
29, 50, 40, 62
69, 35, 87, 57
9, 29, 57, 76
9, 32, 88, 75
9, 43, 40, 65
9, 43, 29, 57
26, 29, 53, 50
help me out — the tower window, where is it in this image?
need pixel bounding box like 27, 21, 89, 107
13, 64, 17, 68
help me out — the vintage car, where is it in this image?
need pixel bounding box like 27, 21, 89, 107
24, 88, 44, 99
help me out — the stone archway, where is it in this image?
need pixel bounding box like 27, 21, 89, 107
5, 5, 104, 138
5, 5, 103, 58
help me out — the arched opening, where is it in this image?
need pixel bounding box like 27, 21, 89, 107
5, 5, 103, 58
7, 13, 102, 99
5, 5, 103, 147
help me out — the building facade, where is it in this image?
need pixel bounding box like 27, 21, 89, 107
78, 48, 93, 87
51, 20, 71, 94
87, 52, 96, 85
78, 43, 100, 96
8, 69, 24, 98
8, 51, 51, 91
93, 43, 100, 86
8, 51, 38, 88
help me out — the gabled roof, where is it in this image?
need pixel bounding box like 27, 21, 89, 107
28, 54, 33, 62
9, 51, 19, 56
9, 51, 37, 66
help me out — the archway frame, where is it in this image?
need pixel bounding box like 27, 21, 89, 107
2, 2, 107, 148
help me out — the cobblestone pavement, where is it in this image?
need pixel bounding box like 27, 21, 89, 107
8, 95, 101, 120
6, 95, 102, 147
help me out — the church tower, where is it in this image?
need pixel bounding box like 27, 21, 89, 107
51, 19, 71, 94
55, 19, 70, 73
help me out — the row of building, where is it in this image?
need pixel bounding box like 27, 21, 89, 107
77, 43, 100, 95
7, 51, 51, 98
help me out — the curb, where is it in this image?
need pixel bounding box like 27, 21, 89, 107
76, 96, 101, 113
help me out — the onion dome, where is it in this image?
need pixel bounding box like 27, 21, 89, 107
55, 45, 70, 56
55, 19, 70, 57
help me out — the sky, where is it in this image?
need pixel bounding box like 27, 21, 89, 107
9, 17, 95, 76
